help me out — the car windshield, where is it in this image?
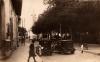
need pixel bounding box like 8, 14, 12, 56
62, 33, 72, 40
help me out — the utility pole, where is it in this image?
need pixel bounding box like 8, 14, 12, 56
24, 18, 25, 28
59, 24, 62, 37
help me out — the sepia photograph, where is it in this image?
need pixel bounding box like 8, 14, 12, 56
1, 0, 100, 62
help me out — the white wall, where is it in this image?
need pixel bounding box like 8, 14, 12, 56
4, 0, 18, 40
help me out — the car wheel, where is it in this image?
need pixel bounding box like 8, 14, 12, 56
71, 50, 74, 54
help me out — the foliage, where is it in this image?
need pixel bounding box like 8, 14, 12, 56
77, 1, 100, 32
32, 0, 100, 34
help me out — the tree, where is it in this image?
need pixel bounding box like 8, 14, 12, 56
32, 0, 100, 34
77, 1, 100, 32
32, 0, 78, 34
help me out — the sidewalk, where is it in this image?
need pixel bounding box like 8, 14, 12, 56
0, 39, 43, 62
0, 39, 30, 60
0, 50, 12, 60
0, 42, 29, 62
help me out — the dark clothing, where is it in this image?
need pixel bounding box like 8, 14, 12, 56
21, 37, 25, 45
29, 43, 36, 56
28, 43, 36, 62
80, 34, 88, 44
81, 34, 88, 50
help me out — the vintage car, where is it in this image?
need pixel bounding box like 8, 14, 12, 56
39, 34, 52, 56
55, 33, 75, 54
56, 40, 75, 54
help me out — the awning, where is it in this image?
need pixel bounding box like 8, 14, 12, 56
11, 0, 22, 16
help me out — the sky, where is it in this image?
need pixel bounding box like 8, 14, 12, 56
21, 0, 48, 31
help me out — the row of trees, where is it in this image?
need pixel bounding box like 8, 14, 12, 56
32, 0, 100, 34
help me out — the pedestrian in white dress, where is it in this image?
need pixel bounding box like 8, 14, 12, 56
81, 44, 84, 53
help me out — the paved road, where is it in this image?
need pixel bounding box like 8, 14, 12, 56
42, 51, 100, 62
1, 40, 100, 62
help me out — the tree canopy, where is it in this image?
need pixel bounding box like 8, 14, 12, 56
32, 0, 100, 34
77, 1, 100, 32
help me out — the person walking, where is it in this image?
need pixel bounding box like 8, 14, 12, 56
84, 32, 89, 50
21, 36, 25, 45
27, 39, 36, 62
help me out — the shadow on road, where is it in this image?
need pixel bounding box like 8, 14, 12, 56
83, 50, 100, 56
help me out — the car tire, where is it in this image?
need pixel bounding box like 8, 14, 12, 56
71, 50, 74, 54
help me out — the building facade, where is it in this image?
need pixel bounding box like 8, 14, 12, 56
0, 0, 22, 58
0, 0, 5, 50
